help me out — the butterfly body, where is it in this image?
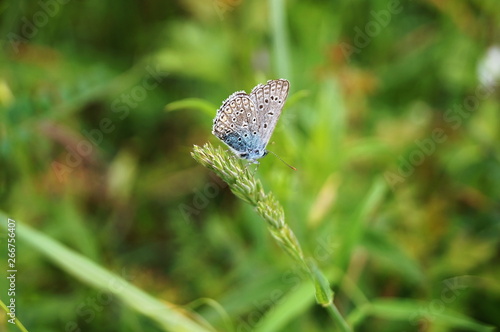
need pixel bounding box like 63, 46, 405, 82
212, 79, 290, 163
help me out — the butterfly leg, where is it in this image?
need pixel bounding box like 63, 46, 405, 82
244, 159, 259, 176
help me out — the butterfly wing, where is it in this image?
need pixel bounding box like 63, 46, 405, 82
212, 92, 264, 158
249, 79, 290, 147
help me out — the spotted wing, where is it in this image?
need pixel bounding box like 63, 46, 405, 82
249, 79, 290, 146
212, 92, 261, 155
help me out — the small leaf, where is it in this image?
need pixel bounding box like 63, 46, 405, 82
166, 98, 217, 117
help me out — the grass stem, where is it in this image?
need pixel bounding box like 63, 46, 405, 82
192, 143, 351, 331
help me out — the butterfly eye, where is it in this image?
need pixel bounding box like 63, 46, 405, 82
265, 99, 269, 103
232, 117, 236, 122
259, 105, 263, 109
253, 131, 257, 135
263, 123, 268, 128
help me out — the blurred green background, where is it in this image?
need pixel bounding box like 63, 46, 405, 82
1, 0, 499, 331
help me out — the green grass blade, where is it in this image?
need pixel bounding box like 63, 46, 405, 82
0, 213, 217, 332
254, 281, 315, 332
269, 0, 291, 79
348, 299, 496, 332
165, 98, 218, 117
337, 177, 388, 269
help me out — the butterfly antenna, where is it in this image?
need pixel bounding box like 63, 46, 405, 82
267, 150, 297, 171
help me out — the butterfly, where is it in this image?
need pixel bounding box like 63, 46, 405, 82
212, 79, 290, 163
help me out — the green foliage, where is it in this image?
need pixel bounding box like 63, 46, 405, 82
1, 0, 500, 331
191, 143, 338, 323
